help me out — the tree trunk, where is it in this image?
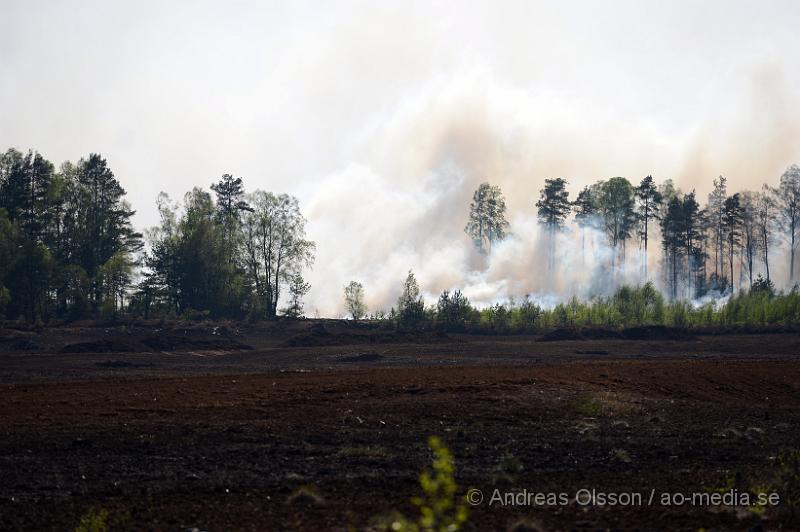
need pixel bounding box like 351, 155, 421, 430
642, 213, 648, 281
791, 222, 796, 284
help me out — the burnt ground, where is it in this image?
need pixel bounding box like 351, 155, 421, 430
0, 321, 799, 531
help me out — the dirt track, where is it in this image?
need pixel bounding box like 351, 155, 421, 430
0, 323, 798, 530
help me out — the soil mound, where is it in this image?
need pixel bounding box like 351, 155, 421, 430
7, 338, 45, 351
621, 325, 696, 341
283, 324, 449, 347
94, 360, 154, 368
141, 334, 252, 352
60, 339, 142, 353
537, 328, 583, 341
538, 326, 694, 342
537, 328, 622, 342
337, 353, 385, 363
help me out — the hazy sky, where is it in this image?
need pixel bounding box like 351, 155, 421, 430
2, 1, 800, 314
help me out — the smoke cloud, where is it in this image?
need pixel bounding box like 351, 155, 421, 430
2, 1, 800, 316
303, 69, 800, 316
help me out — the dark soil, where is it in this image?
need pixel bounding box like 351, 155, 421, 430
59, 333, 252, 354
93, 360, 155, 369
140, 334, 252, 352
60, 339, 143, 353
538, 326, 696, 342
0, 320, 798, 531
620, 325, 696, 341
283, 323, 450, 347
337, 352, 385, 363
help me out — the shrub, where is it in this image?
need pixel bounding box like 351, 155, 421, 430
436, 290, 475, 330
378, 436, 469, 532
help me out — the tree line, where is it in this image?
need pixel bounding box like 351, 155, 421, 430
0, 149, 141, 320
465, 167, 800, 299
3, 145, 800, 322
132, 174, 314, 319
0, 148, 314, 321
344, 271, 796, 332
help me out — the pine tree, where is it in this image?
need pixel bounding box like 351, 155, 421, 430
282, 272, 310, 318
722, 194, 742, 292
635, 175, 663, 280
464, 183, 509, 255
776, 165, 800, 283
597, 177, 636, 271
572, 185, 597, 265
707, 176, 727, 281
535, 178, 571, 269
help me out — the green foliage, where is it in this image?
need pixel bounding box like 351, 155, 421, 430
751, 274, 775, 296
464, 182, 509, 254
422, 283, 800, 332
380, 436, 469, 532
536, 177, 571, 230
634, 174, 663, 248
281, 271, 310, 318
570, 395, 603, 416
512, 295, 543, 331
240, 191, 315, 318
773, 449, 800, 517
707, 449, 800, 525
597, 177, 636, 249
73, 506, 130, 532
436, 290, 475, 330
344, 280, 367, 320
143, 186, 315, 319
0, 148, 140, 320
573, 185, 598, 230
74, 507, 109, 532
398, 270, 426, 325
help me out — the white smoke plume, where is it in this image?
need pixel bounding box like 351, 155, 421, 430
301, 70, 800, 316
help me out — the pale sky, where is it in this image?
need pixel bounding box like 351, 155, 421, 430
2, 0, 800, 314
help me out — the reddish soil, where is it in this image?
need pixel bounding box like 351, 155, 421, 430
0, 321, 798, 531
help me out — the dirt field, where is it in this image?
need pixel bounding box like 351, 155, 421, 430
0, 321, 798, 531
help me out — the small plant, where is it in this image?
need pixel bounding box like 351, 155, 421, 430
570, 394, 603, 417
287, 485, 326, 506
378, 436, 469, 532
74, 507, 109, 532
769, 449, 800, 520
610, 448, 632, 464
493, 452, 524, 483
751, 274, 775, 296
706, 450, 800, 524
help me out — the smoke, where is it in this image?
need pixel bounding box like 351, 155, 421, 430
302, 69, 800, 316
3, 1, 800, 316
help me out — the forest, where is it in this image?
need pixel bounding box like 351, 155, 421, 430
1, 146, 800, 327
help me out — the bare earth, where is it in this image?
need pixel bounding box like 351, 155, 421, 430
0, 321, 798, 531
